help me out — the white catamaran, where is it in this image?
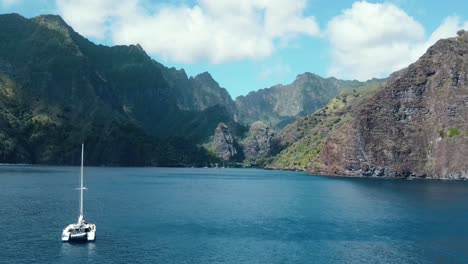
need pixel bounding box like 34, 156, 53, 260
62, 144, 96, 242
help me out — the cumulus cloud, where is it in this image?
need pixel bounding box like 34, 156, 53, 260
327, 1, 468, 80
56, 0, 320, 63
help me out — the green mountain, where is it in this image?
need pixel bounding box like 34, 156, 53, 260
269, 31, 468, 179
0, 13, 237, 166
235, 73, 378, 129
268, 82, 383, 171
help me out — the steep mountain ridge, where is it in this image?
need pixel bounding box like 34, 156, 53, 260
158, 68, 236, 115
270, 32, 468, 179
0, 13, 237, 165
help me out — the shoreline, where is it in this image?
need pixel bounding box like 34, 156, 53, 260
265, 166, 468, 181
1, 163, 467, 181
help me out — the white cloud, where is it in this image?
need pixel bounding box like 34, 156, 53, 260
327, 1, 468, 80
56, 0, 320, 63
56, 0, 140, 39
1, 0, 21, 7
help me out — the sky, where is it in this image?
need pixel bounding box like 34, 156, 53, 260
0, 0, 467, 98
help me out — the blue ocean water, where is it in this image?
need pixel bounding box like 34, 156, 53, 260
1, 166, 468, 264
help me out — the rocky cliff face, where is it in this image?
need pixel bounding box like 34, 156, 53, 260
213, 123, 240, 161
269, 82, 383, 171
242, 121, 277, 163
160, 68, 236, 115
271, 32, 468, 179
329, 33, 468, 179
235, 73, 374, 128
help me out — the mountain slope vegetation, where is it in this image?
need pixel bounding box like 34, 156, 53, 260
0, 14, 236, 165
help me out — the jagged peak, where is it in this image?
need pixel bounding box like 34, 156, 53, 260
168, 67, 188, 79
27, 14, 85, 56
194, 71, 214, 80
135, 43, 144, 51
192, 71, 221, 87
129, 43, 149, 56
295, 72, 321, 81
178, 68, 187, 76
33, 14, 67, 24
31, 14, 152, 59
31, 14, 72, 33
31, 15, 76, 42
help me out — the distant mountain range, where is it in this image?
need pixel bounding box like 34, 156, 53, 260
235, 73, 381, 129
0, 13, 362, 166
1, 13, 465, 179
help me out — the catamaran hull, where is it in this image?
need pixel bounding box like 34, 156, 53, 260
62, 231, 96, 242
87, 231, 96, 241
62, 223, 96, 242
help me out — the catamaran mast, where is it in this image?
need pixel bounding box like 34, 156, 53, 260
79, 143, 84, 223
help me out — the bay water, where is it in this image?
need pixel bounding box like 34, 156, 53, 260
1, 166, 468, 263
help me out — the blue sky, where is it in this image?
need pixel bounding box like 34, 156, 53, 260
0, 0, 467, 98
